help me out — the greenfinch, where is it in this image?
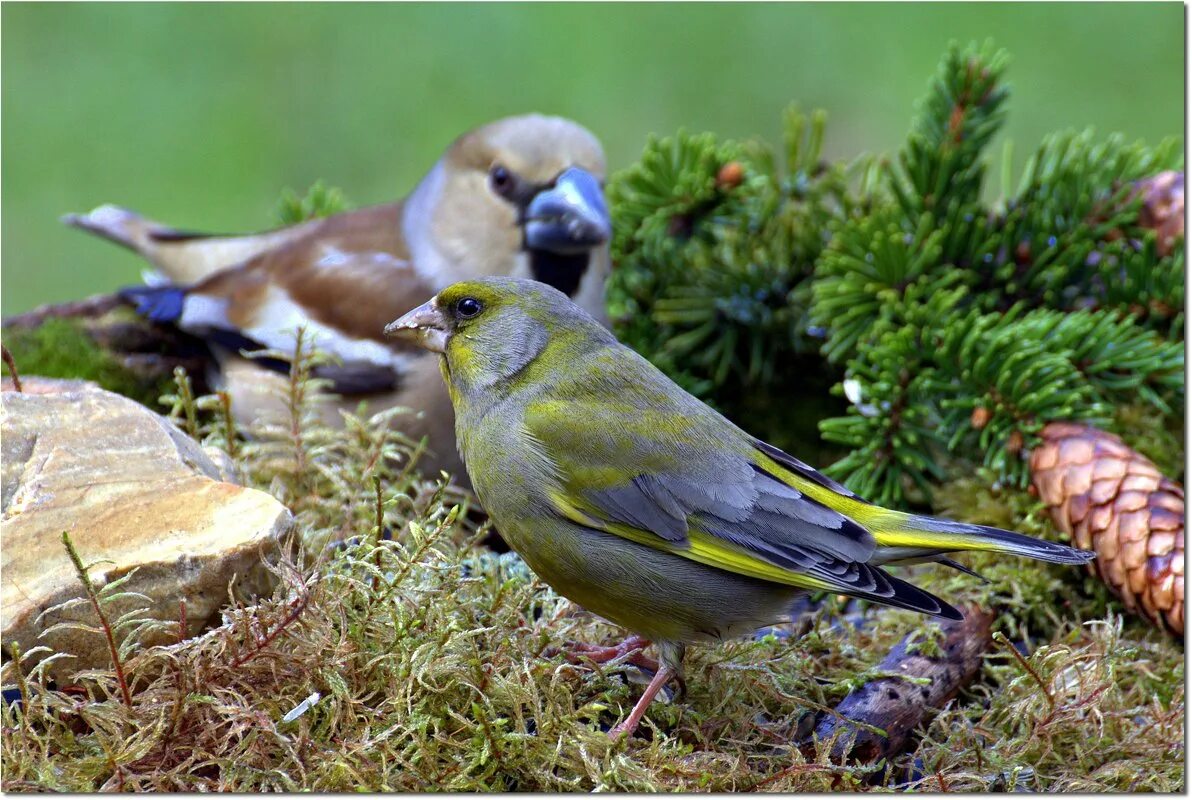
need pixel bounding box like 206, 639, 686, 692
63, 115, 611, 483
384, 277, 1096, 738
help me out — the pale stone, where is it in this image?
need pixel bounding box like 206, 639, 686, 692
2, 382, 292, 683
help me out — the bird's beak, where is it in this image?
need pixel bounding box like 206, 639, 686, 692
524, 167, 611, 255
383, 299, 450, 353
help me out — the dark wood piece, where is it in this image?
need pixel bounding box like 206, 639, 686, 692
808, 605, 995, 763
2, 292, 215, 396
3, 293, 125, 329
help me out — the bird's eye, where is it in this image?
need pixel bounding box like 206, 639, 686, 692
455, 297, 483, 318
489, 164, 516, 198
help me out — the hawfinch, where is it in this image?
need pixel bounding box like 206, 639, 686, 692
63, 114, 612, 484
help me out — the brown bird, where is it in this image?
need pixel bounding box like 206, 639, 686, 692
63, 114, 612, 483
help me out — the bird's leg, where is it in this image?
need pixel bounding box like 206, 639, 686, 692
565, 634, 658, 673
607, 641, 686, 739
608, 664, 674, 739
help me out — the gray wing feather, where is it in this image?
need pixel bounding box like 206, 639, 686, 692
583, 461, 961, 617
584, 454, 876, 565
596, 477, 687, 542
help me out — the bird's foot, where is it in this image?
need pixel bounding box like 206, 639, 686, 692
564, 634, 658, 673
555, 636, 682, 739
608, 664, 675, 740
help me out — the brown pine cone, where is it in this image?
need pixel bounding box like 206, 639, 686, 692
1030, 422, 1184, 636
1135, 170, 1184, 258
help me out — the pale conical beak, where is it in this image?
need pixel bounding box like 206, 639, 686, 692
524, 167, 611, 255
383, 299, 449, 353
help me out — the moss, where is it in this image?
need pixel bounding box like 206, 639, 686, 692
0, 343, 1182, 791
903, 622, 946, 659
2, 316, 172, 408
1111, 402, 1185, 481
897, 616, 1184, 792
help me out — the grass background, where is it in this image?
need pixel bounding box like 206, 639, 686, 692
1, 2, 1183, 316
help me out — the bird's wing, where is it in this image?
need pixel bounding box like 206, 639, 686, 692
190, 203, 414, 341
125, 204, 432, 392
522, 355, 960, 618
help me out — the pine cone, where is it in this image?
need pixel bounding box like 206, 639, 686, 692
1135, 170, 1184, 258
1030, 422, 1184, 636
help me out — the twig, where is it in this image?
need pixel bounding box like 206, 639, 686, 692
62, 531, 133, 707
993, 631, 1055, 711
171, 368, 199, 440
746, 762, 848, 791
177, 599, 189, 645
8, 643, 30, 711
230, 589, 310, 669
806, 605, 995, 764
388, 500, 457, 590
8, 643, 31, 748
1, 292, 125, 329
287, 328, 312, 492
1, 343, 22, 392
372, 476, 385, 591
935, 764, 950, 792
217, 390, 238, 460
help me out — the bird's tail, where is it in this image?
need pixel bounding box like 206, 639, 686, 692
62, 204, 311, 285
62, 204, 236, 285
61, 204, 195, 257
863, 508, 1096, 566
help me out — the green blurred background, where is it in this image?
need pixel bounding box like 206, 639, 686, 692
2, 2, 1183, 316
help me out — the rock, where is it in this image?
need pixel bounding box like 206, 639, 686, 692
1, 375, 94, 395
203, 445, 243, 485
2, 381, 292, 683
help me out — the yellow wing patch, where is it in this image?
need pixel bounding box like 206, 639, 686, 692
752, 451, 902, 532
547, 489, 834, 591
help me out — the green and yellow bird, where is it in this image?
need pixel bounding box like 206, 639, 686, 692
384, 277, 1095, 738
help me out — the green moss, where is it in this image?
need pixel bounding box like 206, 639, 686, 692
2, 316, 172, 408
903, 622, 946, 659
0, 357, 1182, 791
899, 616, 1184, 791
1111, 402, 1185, 481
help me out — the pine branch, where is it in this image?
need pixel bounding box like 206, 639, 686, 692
970, 130, 1183, 314
275, 180, 349, 225
888, 41, 1010, 218
811, 209, 958, 364
822, 305, 1181, 504
607, 111, 855, 405
607, 39, 1183, 510
61, 532, 133, 708
820, 326, 946, 507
